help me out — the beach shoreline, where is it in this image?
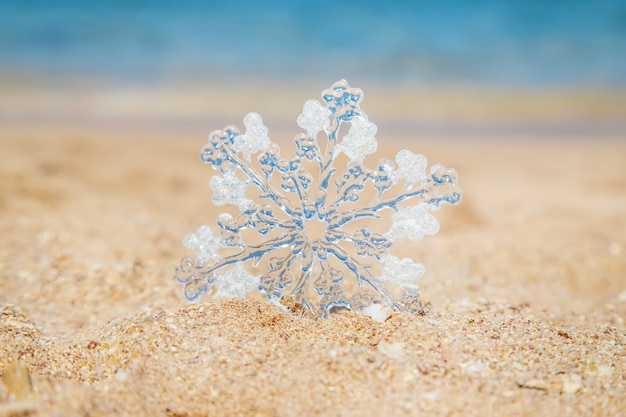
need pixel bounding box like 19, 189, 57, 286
1, 94, 626, 415
2, 76, 626, 133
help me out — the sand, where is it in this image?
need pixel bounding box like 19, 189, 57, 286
1, 87, 626, 416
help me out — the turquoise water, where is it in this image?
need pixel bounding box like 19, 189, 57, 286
0, 0, 625, 87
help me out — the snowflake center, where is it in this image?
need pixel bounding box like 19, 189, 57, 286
301, 216, 328, 243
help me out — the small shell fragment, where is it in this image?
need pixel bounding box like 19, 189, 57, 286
517, 378, 549, 390
377, 341, 405, 359
1, 361, 33, 400
363, 304, 393, 323
561, 380, 583, 395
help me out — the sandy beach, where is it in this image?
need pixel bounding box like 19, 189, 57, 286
1, 84, 626, 416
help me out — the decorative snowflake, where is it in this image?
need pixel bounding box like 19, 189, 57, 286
176, 80, 461, 317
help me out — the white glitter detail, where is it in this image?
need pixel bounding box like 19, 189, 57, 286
387, 203, 440, 242
213, 263, 260, 299
233, 112, 271, 161
182, 225, 222, 266
297, 99, 331, 137
379, 254, 425, 293
209, 172, 251, 210
394, 150, 428, 187
335, 115, 378, 164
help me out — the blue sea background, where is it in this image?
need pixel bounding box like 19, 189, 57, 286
1, 0, 625, 88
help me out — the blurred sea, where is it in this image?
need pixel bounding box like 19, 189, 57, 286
1, 0, 625, 88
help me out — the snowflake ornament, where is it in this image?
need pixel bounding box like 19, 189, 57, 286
176, 80, 461, 317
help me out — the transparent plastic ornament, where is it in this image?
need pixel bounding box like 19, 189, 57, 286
176, 80, 461, 317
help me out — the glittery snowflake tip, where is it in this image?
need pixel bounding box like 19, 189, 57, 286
176, 80, 461, 317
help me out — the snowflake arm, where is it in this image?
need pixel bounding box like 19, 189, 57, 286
202, 125, 299, 217
317, 240, 404, 310
205, 231, 300, 275
347, 163, 462, 219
